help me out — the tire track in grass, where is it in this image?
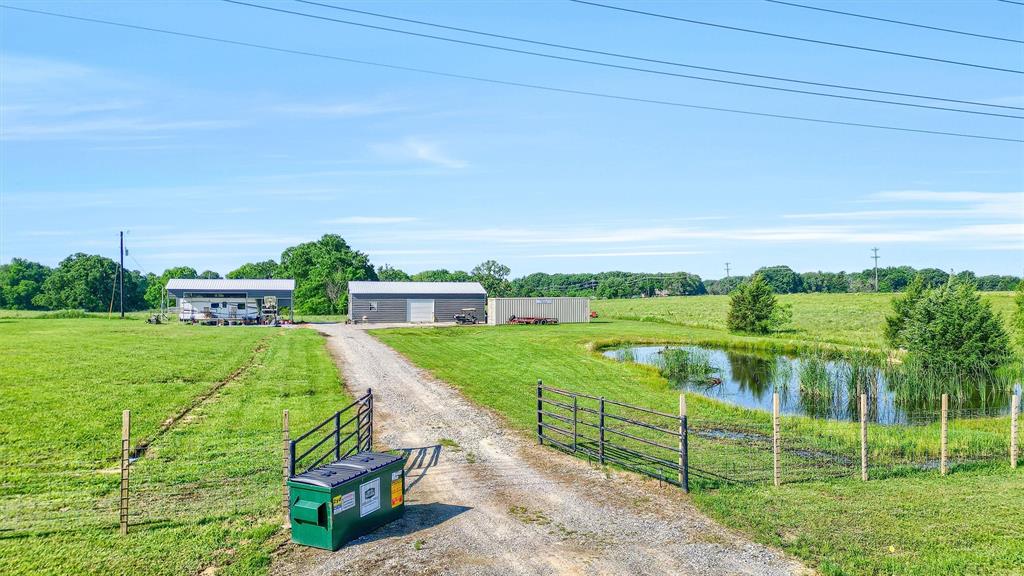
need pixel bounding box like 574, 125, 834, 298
131, 332, 277, 459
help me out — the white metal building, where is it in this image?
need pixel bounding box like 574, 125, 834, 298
165, 278, 295, 323
487, 297, 591, 325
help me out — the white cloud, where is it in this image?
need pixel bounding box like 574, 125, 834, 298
321, 216, 419, 224
371, 137, 467, 169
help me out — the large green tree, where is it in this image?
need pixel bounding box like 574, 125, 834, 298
0, 258, 51, 309
144, 266, 198, 309
896, 278, 1010, 369
883, 275, 926, 348
227, 260, 278, 279
276, 234, 376, 314
34, 253, 147, 312
753, 265, 803, 294
726, 274, 792, 334
471, 260, 512, 297
411, 269, 472, 282
376, 265, 411, 282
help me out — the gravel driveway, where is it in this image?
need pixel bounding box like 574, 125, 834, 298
271, 324, 807, 576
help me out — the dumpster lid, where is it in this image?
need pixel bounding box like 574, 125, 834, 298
338, 451, 404, 473
291, 463, 367, 488
290, 452, 403, 488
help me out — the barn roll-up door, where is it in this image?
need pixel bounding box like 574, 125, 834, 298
407, 300, 434, 322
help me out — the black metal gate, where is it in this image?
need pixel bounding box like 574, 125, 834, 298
289, 389, 373, 476
536, 381, 688, 492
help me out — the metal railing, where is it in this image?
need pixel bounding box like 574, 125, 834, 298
536, 381, 688, 492
288, 389, 373, 476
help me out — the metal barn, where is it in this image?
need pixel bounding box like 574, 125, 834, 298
166, 278, 295, 324
348, 281, 487, 324
487, 297, 591, 325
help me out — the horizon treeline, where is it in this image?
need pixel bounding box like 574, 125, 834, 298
1, 237, 1020, 314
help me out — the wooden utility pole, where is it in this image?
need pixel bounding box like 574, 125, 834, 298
871, 247, 880, 292
119, 410, 131, 535
772, 392, 781, 487
860, 394, 868, 481
119, 231, 125, 319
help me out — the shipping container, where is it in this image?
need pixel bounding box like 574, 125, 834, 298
487, 297, 591, 325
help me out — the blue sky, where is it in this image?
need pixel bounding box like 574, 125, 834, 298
1, 0, 1022, 279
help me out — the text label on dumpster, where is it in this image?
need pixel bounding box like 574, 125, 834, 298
333, 492, 355, 514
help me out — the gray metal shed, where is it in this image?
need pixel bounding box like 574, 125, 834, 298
348, 281, 486, 324
487, 297, 591, 325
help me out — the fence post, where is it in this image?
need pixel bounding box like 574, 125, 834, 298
940, 393, 949, 476
772, 392, 780, 487
679, 393, 689, 493
1011, 394, 1019, 469
119, 410, 130, 536
334, 410, 341, 461
860, 393, 868, 482
282, 409, 290, 522
536, 380, 544, 446
599, 396, 606, 466
572, 395, 578, 453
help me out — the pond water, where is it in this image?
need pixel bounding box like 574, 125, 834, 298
604, 345, 1021, 425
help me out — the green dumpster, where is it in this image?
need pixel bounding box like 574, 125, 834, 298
288, 451, 407, 550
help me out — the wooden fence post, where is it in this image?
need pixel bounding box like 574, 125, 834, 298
536, 380, 544, 446
572, 395, 578, 454
599, 396, 606, 466
282, 409, 290, 522
1011, 394, 1019, 469
119, 410, 130, 536
679, 394, 689, 493
772, 392, 781, 487
860, 394, 868, 482
940, 393, 949, 476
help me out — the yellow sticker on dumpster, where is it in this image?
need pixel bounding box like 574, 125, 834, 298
390, 478, 403, 507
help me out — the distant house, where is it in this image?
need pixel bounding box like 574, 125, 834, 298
348, 281, 486, 324
165, 278, 295, 324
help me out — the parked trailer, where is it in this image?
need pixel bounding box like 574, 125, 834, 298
488, 297, 590, 325
507, 316, 559, 325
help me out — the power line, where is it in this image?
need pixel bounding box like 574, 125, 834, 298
570, 0, 1024, 75
765, 0, 1024, 45
293, 0, 1023, 112
996, 1, 1024, 6
3, 5, 1020, 144
225, 0, 1023, 120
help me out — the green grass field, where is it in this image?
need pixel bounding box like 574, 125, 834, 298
0, 318, 349, 575
593, 292, 1019, 351
372, 294, 1024, 576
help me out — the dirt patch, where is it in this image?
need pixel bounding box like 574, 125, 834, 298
270, 325, 808, 576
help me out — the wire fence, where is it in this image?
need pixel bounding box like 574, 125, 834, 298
536, 381, 1022, 491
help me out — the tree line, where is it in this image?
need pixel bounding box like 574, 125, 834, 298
704, 265, 1020, 295
1, 235, 1020, 315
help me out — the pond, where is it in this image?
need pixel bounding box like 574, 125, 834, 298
604, 345, 1021, 425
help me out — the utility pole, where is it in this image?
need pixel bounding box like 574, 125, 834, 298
725, 262, 731, 279
871, 247, 880, 292
119, 231, 125, 319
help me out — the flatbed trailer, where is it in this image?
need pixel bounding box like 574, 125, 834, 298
507, 316, 558, 325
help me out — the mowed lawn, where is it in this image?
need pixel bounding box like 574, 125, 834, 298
593, 292, 1019, 350
372, 296, 1024, 576
0, 318, 350, 575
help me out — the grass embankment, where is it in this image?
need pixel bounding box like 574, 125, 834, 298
0, 318, 349, 575
372, 308, 1023, 575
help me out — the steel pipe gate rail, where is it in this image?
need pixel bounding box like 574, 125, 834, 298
289, 389, 373, 476
536, 380, 688, 492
